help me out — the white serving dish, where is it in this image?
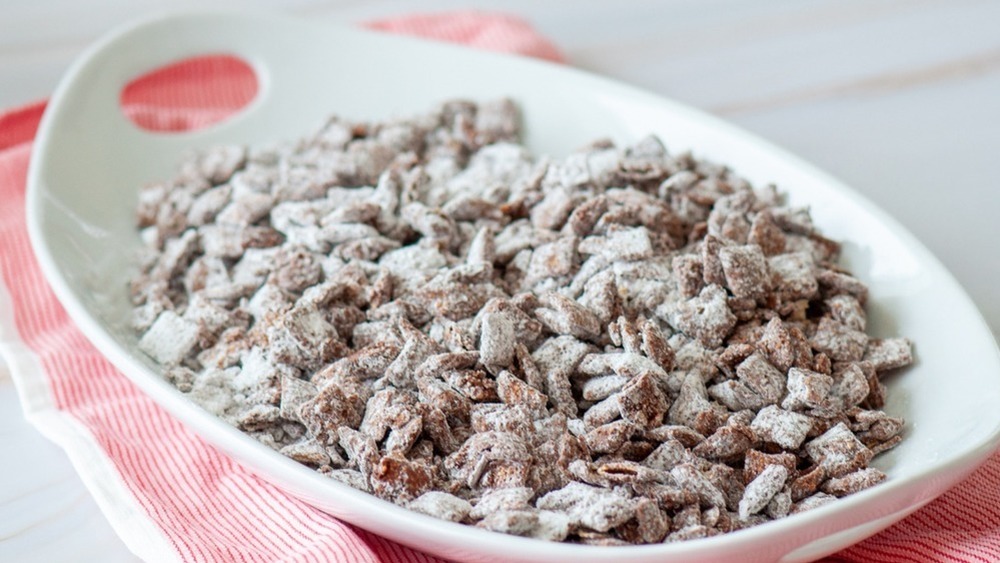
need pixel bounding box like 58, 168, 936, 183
26, 10, 1000, 563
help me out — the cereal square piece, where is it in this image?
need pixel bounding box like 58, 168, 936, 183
583, 420, 634, 454
623, 315, 650, 349
692, 424, 755, 463
578, 225, 654, 262
401, 202, 457, 242
471, 403, 533, 439
870, 435, 903, 455
743, 450, 798, 484
477, 509, 540, 536
768, 252, 818, 302
279, 439, 332, 467
445, 431, 531, 489
666, 524, 715, 543
273, 247, 323, 294
230, 346, 279, 393
532, 335, 592, 410
315, 341, 403, 386
668, 372, 728, 436
645, 425, 706, 448
738, 464, 789, 520
415, 351, 481, 380
781, 367, 834, 411
531, 185, 580, 229
765, 487, 793, 520
790, 465, 826, 501
769, 206, 814, 235
820, 467, 886, 497
790, 492, 837, 515
618, 372, 668, 429
747, 211, 786, 256
358, 388, 418, 441
704, 463, 745, 513
578, 352, 667, 380
135, 182, 170, 228
196, 224, 245, 260
620, 498, 669, 544
524, 236, 578, 289
851, 409, 905, 443
470, 487, 535, 519
236, 403, 280, 431
639, 318, 676, 371
750, 405, 812, 450
536, 482, 635, 532
619, 135, 669, 179
582, 375, 628, 402
805, 423, 873, 478
863, 338, 914, 372
708, 380, 765, 411
857, 361, 887, 409
701, 236, 727, 286
418, 378, 472, 425
719, 244, 770, 300
565, 195, 608, 237
816, 269, 869, 305
279, 374, 318, 424
670, 464, 728, 509
569, 459, 661, 488
643, 439, 691, 473
299, 383, 368, 447
370, 453, 436, 503
445, 369, 499, 403
496, 371, 548, 417
139, 310, 200, 366
442, 196, 503, 224
535, 292, 602, 341
385, 416, 423, 455
337, 427, 380, 475
230, 247, 280, 287
474, 98, 520, 144
669, 285, 737, 349
527, 510, 572, 542
187, 184, 233, 226
831, 363, 870, 408
717, 213, 751, 244
408, 491, 473, 522
826, 294, 866, 332
811, 317, 868, 362
672, 255, 705, 299
479, 311, 517, 366
577, 269, 620, 325
282, 305, 344, 363
757, 318, 801, 372
183, 294, 234, 337
736, 352, 785, 405
152, 228, 200, 280
632, 484, 698, 514
216, 191, 274, 226
189, 145, 246, 185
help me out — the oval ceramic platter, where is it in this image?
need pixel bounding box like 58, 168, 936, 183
26, 10, 1000, 563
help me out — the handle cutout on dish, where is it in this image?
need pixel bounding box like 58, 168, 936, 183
119, 54, 258, 133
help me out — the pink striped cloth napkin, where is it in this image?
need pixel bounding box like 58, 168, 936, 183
1, 10, 998, 563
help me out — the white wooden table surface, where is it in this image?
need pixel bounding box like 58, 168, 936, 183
2, 1, 998, 560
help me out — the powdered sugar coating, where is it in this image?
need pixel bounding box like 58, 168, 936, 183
739, 464, 789, 520
131, 99, 912, 546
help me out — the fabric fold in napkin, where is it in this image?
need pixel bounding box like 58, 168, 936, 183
1, 9, 998, 563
